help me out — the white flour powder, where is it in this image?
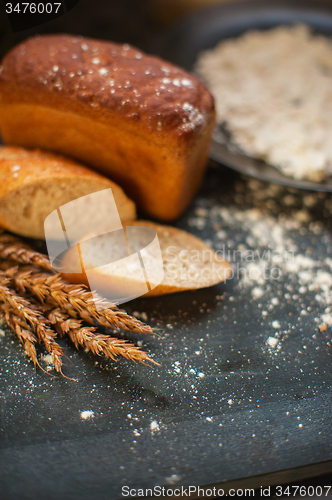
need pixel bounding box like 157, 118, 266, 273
196, 25, 332, 181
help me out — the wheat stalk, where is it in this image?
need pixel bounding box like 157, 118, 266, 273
0, 272, 156, 371
47, 307, 158, 365
0, 234, 53, 272
0, 235, 154, 334
0, 234, 158, 373
0, 271, 64, 373
10, 269, 154, 335
0, 305, 40, 369
0, 234, 154, 334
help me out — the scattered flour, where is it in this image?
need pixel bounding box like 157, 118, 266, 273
133, 311, 148, 322
266, 337, 279, 348
252, 287, 264, 299
203, 176, 332, 343
150, 420, 160, 432
165, 475, 181, 485
321, 313, 332, 327
80, 410, 95, 420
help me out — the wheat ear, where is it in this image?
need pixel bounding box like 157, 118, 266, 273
0, 270, 64, 373
47, 307, 158, 365
0, 234, 155, 335
11, 270, 154, 334
0, 234, 53, 272
0, 305, 40, 369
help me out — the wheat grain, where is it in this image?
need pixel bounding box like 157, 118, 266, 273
0, 234, 53, 272
12, 270, 154, 334
47, 306, 157, 365
0, 234, 158, 374
0, 305, 39, 368
0, 270, 64, 373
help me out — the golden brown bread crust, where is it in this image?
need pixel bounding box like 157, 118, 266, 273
61, 220, 232, 297
0, 34, 215, 221
0, 145, 117, 194
0, 34, 213, 144
0, 146, 136, 238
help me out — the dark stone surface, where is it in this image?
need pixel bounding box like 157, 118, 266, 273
0, 1, 332, 497
0, 164, 332, 499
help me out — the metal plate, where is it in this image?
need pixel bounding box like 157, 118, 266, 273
152, 0, 332, 191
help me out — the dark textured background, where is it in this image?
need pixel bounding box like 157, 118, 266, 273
0, 0, 160, 59
0, 1, 332, 498
0, 164, 332, 499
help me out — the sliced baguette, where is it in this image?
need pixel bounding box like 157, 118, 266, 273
61, 220, 231, 298
0, 146, 136, 239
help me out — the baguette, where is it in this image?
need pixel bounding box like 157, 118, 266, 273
61, 220, 231, 298
0, 34, 215, 221
0, 146, 136, 239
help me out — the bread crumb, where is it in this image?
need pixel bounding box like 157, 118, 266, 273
41, 353, 54, 371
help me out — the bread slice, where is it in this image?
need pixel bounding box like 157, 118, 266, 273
0, 146, 136, 239
0, 34, 215, 221
61, 220, 231, 298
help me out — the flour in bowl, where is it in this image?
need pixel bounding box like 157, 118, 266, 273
195, 25, 332, 182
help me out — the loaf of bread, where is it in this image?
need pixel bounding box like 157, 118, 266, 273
0, 146, 136, 239
0, 34, 215, 221
61, 220, 231, 298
